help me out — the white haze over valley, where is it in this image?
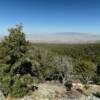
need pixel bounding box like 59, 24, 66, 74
26, 32, 100, 44
0, 32, 100, 43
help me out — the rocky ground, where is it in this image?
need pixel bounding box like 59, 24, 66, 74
0, 82, 100, 100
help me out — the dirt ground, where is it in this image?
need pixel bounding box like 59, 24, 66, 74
7, 82, 100, 100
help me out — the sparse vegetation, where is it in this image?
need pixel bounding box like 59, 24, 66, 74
0, 25, 100, 99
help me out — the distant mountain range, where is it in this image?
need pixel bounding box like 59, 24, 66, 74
26, 32, 100, 44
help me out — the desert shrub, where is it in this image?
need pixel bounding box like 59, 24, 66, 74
96, 61, 100, 76
10, 79, 29, 98
74, 60, 95, 84
10, 74, 39, 98
92, 75, 100, 85
50, 56, 73, 84
64, 80, 72, 91
93, 92, 100, 98
1, 76, 11, 97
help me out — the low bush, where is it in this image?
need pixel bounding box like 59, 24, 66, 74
93, 92, 100, 98
64, 80, 72, 91
92, 75, 100, 85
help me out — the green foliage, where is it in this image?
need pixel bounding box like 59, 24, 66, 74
10, 74, 34, 98
92, 75, 100, 85
1, 76, 11, 97
0, 25, 36, 98
33, 43, 100, 63
74, 60, 95, 84
96, 61, 100, 76
32, 43, 100, 84
65, 80, 72, 91
10, 79, 29, 98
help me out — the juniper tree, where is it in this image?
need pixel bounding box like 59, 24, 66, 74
0, 25, 35, 97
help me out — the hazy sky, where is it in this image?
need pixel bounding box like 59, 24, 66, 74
0, 0, 100, 36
